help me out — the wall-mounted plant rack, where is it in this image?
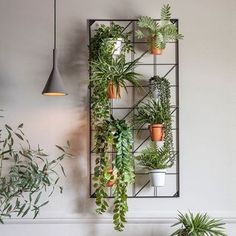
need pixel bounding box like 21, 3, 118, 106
88, 19, 180, 198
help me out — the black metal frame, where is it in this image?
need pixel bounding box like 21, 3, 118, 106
88, 19, 180, 198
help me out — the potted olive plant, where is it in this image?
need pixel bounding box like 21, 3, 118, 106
90, 56, 142, 99
135, 99, 170, 141
0, 123, 71, 223
171, 211, 227, 236
136, 4, 183, 55
136, 142, 174, 186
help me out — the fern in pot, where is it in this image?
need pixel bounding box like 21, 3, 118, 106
136, 4, 183, 55
134, 99, 170, 141
136, 142, 174, 187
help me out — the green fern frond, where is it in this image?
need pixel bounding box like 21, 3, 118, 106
136, 30, 144, 39
137, 16, 159, 34
161, 4, 171, 21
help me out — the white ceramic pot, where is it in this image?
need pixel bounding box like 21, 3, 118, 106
112, 38, 123, 55
149, 169, 166, 187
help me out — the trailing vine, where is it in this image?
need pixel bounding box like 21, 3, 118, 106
93, 117, 134, 231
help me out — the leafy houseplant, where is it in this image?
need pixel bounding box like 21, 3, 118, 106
136, 142, 174, 186
89, 23, 132, 62
136, 4, 183, 55
93, 116, 134, 231
150, 75, 173, 148
135, 98, 170, 141
90, 55, 142, 124
90, 56, 141, 100
89, 23, 135, 124
171, 211, 227, 236
0, 123, 70, 223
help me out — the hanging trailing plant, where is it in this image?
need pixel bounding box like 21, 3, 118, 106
0, 123, 71, 223
93, 116, 134, 231
136, 4, 183, 55
151, 75, 174, 150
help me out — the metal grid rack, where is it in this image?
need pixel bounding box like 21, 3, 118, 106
88, 19, 180, 198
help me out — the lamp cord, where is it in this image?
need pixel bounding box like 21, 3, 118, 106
54, 0, 56, 50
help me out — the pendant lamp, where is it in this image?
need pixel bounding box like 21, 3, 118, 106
42, 0, 67, 96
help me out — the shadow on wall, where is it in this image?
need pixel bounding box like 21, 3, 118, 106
58, 19, 99, 236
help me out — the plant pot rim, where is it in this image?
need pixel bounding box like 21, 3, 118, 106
107, 37, 123, 41
149, 123, 164, 127
149, 169, 166, 173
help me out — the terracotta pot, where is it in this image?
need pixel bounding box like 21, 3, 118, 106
107, 81, 121, 99
150, 37, 163, 55
107, 180, 114, 187
149, 124, 165, 141
151, 47, 162, 55
106, 169, 115, 187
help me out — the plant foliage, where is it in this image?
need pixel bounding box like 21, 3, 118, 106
90, 56, 142, 124
89, 23, 132, 62
171, 211, 227, 236
136, 142, 174, 170
151, 76, 173, 150
89, 23, 138, 124
0, 123, 70, 223
136, 4, 183, 50
93, 116, 134, 231
134, 99, 170, 129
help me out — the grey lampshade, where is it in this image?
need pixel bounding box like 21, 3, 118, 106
42, 49, 67, 96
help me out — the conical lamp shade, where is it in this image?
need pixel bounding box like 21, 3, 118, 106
42, 49, 67, 96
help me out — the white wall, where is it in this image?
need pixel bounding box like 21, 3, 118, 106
0, 0, 236, 235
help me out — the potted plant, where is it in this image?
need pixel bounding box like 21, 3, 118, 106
90, 55, 142, 99
136, 142, 174, 187
90, 22, 132, 61
93, 116, 134, 231
134, 98, 170, 141
136, 4, 183, 55
171, 211, 227, 236
0, 123, 71, 223
89, 23, 133, 123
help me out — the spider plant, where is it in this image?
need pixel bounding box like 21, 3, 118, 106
171, 211, 227, 236
134, 98, 170, 129
90, 55, 142, 98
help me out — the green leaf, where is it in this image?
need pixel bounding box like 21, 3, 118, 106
18, 123, 24, 129
60, 164, 66, 177
56, 145, 65, 152
5, 124, 13, 131
14, 132, 24, 140
38, 201, 49, 208
34, 192, 42, 205
22, 206, 31, 217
